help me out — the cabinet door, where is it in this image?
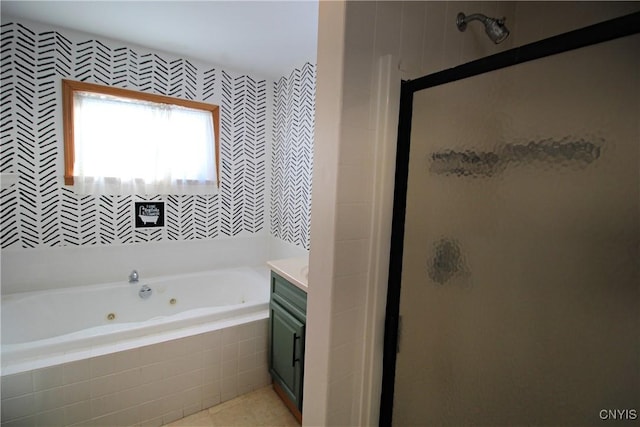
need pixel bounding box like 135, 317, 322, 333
270, 301, 305, 409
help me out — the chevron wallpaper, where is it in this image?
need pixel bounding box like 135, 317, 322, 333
271, 63, 316, 250
1, 21, 273, 249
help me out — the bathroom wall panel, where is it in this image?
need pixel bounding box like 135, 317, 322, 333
0, 19, 268, 250
270, 62, 316, 250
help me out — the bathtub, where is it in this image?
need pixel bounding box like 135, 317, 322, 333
1, 266, 270, 375
1, 265, 273, 425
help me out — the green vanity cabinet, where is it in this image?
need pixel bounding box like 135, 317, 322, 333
269, 271, 307, 416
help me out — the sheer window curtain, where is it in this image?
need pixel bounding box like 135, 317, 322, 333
73, 92, 217, 195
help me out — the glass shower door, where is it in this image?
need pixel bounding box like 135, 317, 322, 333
392, 33, 639, 425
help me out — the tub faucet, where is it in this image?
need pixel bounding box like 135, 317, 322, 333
129, 270, 139, 284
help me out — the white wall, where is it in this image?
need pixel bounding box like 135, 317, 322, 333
304, 1, 345, 424
0, 17, 311, 294
307, 1, 640, 426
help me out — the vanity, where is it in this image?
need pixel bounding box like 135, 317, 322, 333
266, 256, 308, 423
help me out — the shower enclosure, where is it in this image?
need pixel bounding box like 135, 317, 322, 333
381, 13, 639, 426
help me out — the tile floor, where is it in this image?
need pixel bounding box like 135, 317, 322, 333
164, 386, 300, 427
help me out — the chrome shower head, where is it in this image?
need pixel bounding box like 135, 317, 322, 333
456, 12, 510, 44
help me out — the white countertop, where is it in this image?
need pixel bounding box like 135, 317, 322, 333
267, 256, 309, 292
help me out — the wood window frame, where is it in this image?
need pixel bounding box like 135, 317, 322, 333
62, 79, 220, 186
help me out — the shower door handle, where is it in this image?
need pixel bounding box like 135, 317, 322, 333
292, 333, 301, 366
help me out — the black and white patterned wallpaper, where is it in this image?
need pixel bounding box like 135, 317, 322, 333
271, 63, 316, 250
0, 21, 271, 248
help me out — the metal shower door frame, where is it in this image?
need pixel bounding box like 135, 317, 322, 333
379, 11, 640, 427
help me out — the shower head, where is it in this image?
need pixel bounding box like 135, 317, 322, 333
456, 12, 510, 44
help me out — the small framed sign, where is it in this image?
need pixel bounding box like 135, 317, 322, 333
134, 202, 165, 228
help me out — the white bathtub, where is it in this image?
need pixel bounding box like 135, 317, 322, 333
1, 266, 270, 375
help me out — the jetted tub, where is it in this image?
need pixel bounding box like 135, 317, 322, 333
1, 266, 270, 375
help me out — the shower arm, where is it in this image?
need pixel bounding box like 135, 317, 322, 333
456, 13, 506, 32
456, 12, 509, 44
457, 13, 485, 31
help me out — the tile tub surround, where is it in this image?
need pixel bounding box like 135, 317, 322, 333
0, 320, 270, 427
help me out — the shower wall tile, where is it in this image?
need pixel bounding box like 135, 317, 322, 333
326, 371, 356, 422
338, 126, 375, 167
513, 1, 640, 47
332, 274, 366, 315
480, 1, 501, 21
420, 1, 518, 77
343, 1, 376, 74
342, 2, 376, 130
318, 2, 401, 425
441, 1, 468, 69
337, 166, 374, 204
373, 2, 403, 60
304, 3, 345, 425
336, 125, 375, 205
511, 2, 544, 46
333, 239, 370, 278
329, 342, 357, 380
399, 1, 426, 78
331, 307, 364, 348
496, 1, 518, 36
422, 1, 447, 76
540, 2, 606, 43
336, 204, 372, 241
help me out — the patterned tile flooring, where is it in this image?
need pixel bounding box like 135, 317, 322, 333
164, 386, 300, 427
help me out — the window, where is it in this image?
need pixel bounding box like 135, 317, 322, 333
62, 79, 220, 195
